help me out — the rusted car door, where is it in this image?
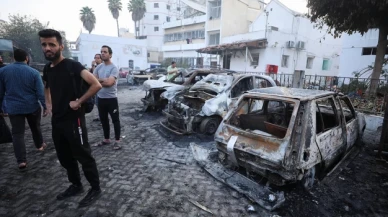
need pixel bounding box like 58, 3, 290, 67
314, 96, 344, 164
338, 96, 358, 150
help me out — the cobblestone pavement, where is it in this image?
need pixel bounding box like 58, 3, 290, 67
0, 84, 268, 217
2, 83, 388, 217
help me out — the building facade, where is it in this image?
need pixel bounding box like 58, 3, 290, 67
197, 0, 342, 76
71, 34, 148, 70
339, 29, 388, 78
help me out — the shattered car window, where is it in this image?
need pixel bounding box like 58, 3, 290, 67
230, 97, 295, 138
339, 98, 356, 123
255, 77, 273, 88
315, 97, 340, 134
231, 77, 254, 98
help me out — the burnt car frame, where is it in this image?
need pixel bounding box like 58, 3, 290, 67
214, 87, 366, 188
160, 73, 277, 135
141, 69, 233, 111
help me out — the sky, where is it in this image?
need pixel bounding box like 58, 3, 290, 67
0, 0, 308, 41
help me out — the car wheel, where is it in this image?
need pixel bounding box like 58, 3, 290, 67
301, 166, 316, 190
199, 117, 221, 135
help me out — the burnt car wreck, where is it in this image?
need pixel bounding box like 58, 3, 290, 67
160, 74, 276, 135
214, 87, 366, 188
141, 69, 235, 111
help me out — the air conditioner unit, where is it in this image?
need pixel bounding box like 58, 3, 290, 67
286, 41, 295, 48
296, 41, 305, 49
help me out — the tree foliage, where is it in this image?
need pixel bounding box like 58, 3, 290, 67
128, 0, 146, 37
108, 0, 123, 37
80, 7, 96, 34
1, 14, 70, 63
307, 0, 388, 94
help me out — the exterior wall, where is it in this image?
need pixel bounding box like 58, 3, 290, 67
164, 22, 205, 34
219, 0, 341, 75
162, 15, 206, 62
206, 19, 221, 32
74, 34, 148, 70
220, 0, 263, 38
339, 29, 388, 78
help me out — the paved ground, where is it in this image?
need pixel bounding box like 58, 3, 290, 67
1, 81, 388, 217
0, 83, 264, 217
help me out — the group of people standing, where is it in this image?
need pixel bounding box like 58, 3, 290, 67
0, 29, 122, 207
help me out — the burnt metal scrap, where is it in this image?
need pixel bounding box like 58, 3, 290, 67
214, 87, 366, 188
161, 74, 277, 135
142, 69, 233, 111
190, 142, 285, 211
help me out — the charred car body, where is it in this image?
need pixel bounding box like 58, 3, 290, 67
214, 87, 366, 188
160, 74, 276, 135
142, 69, 233, 111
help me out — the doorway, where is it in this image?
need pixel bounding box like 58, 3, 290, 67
223, 54, 231, 69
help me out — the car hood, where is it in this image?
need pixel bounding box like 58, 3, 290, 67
190, 74, 234, 93
142, 80, 182, 91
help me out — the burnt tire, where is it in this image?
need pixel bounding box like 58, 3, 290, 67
199, 117, 221, 135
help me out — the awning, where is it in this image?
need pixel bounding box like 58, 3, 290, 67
196, 39, 267, 54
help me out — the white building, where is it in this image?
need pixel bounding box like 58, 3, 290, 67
162, 0, 262, 67
197, 0, 342, 76
71, 34, 148, 70
339, 29, 388, 78
162, 15, 206, 67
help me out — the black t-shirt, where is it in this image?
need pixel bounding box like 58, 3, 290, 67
43, 58, 85, 121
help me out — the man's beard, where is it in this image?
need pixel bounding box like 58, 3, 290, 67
44, 50, 61, 61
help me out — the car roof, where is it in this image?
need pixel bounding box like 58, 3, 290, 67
246, 87, 335, 101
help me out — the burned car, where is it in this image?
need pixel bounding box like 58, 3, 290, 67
160, 74, 276, 135
214, 87, 366, 188
142, 69, 233, 111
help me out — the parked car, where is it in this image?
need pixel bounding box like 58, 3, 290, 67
127, 68, 168, 85
160, 73, 276, 135
142, 69, 231, 111
214, 87, 366, 189
119, 67, 130, 78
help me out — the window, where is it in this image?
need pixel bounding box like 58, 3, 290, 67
166, 16, 170, 22
306, 57, 314, 69
154, 27, 159, 31
281, 55, 289, 68
322, 59, 330, 70
255, 77, 273, 88
209, 0, 221, 19
339, 98, 355, 123
208, 33, 220, 45
154, 15, 159, 20
154, 3, 159, 8
167, 5, 170, 10
147, 52, 150, 58
316, 97, 339, 134
362, 47, 388, 55
177, 7, 181, 11
231, 77, 254, 98
251, 54, 259, 66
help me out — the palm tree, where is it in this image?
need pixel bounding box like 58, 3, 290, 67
80, 7, 96, 34
128, 0, 146, 38
108, 0, 122, 37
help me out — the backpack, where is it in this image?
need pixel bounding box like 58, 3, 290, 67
43, 60, 95, 114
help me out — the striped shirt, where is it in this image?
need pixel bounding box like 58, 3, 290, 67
0, 62, 46, 115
